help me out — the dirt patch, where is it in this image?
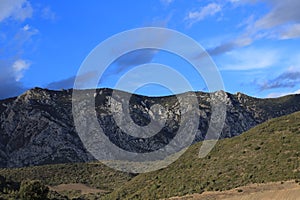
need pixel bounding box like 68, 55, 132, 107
49, 183, 107, 195
167, 181, 300, 200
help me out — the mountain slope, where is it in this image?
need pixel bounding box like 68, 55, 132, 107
105, 111, 300, 199
0, 111, 299, 199
0, 87, 300, 167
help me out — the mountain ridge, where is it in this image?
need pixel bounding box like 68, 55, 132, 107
0, 87, 300, 168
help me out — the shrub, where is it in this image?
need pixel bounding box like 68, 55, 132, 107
254, 146, 261, 151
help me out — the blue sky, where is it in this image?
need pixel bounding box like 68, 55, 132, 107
1, 0, 300, 99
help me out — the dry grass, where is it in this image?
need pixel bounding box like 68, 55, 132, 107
167, 181, 300, 200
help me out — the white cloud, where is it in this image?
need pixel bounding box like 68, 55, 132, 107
220, 47, 279, 70
12, 59, 31, 81
23, 24, 30, 31
186, 3, 222, 24
0, 0, 33, 22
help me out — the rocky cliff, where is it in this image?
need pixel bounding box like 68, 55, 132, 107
0, 87, 300, 167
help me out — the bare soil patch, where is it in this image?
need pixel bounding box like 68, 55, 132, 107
49, 183, 107, 195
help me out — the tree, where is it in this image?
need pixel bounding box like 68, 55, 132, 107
0, 175, 6, 192
19, 180, 49, 200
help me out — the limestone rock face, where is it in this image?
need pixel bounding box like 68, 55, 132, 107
0, 87, 300, 167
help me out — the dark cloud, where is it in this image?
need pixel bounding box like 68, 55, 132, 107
103, 18, 170, 77
0, 60, 27, 99
47, 71, 98, 90
207, 42, 240, 56
111, 49, 157, 73
47, 49, 159, 91
0, 81, 26, 99
47, 76, 76, 90
259, 71, 300, 90
197, 37, 253, 57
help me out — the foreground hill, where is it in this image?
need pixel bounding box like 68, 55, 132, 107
0, 87, 300, 167
105, 111, 300, 199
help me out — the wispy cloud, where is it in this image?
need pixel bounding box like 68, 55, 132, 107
206, 0, 300, 56
208, 37, 253, 56
280, 24, 300, 39
219, 47, 279, 70
41, 6, 56, 21
258, 70, 300, 91
254, 0, 300, 30
249, 0, 300, 41
160, 0, 174, 6
186, 3, 222, 25
0, 0, 33, 22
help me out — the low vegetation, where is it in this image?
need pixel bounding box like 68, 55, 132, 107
0, 163, 135, 199
106, 111, 300, 199
0, 162, 134, 191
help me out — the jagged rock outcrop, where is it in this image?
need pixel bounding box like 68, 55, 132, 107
0, 87, 300, 167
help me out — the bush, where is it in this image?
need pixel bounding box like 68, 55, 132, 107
19, 180, 49, 200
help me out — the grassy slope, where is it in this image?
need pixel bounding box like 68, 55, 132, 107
105, 111, 300, 199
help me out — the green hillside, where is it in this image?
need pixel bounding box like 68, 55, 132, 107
0, 162, 134, 191
106, 111, 300, 199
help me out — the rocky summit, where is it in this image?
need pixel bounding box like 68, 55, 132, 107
0, 87, 300, 168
